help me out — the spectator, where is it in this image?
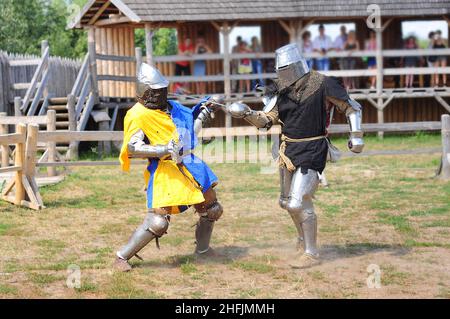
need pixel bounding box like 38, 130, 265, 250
433, 30, 447, 87
193, 34, 212, 94
231, 36, 243, 92
173, 82, 191, 95
301, 31, 314, 69
427, 31, 437, 87
342, 30, 360, 90
334, 25, 348, 70
365, 30, 377, 89
250, 36, 264, 89
402, 36, 419, 88
175, 37, 194, 77
313, 24, 333, 71
237, 41, 252, 93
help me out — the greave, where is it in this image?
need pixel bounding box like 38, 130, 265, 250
117, 210, 169, 261
117, 225, 155, 260
288, 211, 304, 249
301, 213, 318, 257
195, 216, 215, 254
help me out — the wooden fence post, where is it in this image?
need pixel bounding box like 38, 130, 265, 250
14, 123, 26, 205
46, 110, 57, 176
67, 93, 78, 160
88, 27, 99, 104
0, 112, 9, 167
135, 47, 142, 71
24, 123, 43, 209
14, 97, 21, 116
438, 114, 450, 180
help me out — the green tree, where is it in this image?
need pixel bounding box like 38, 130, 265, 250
0, 0, 87, 58
135, 28, 178, 56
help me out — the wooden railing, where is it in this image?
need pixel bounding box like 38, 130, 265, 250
0, 123, 43, 210
94, 48, 450, 86
20, 45, 50, 116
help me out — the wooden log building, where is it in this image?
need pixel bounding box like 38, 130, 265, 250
69, 0, 450, 130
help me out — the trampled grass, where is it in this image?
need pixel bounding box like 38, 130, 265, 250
0, 133, 449, 298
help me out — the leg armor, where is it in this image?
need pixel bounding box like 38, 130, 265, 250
117, 209, 169, 261
279, 166, 293, 210
286, 168, 319, 257
279, 167, 304, 248
194, 188, 223, 254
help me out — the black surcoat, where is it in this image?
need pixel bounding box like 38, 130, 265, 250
274, 71, 350, 174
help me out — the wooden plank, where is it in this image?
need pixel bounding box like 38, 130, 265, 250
0, 166, 21, 173
27, 68, 50, 116
0, 112, 9, 167
46, 110, 57, 177
75, 75, 91, 118
14, 124, 26, 205
38, 130, 123, 143
71, 54, 89, 97
24, 124, 39, 177
0, 133, 26, 145
438, 114, 450, 180
87, 27, 99, 103
88, 0, 111, 25
21, 47, 49, 112
109, 105, 119, 130
96, 53, 136, 62
97, 75, 135, 82
77, 94, 95, 131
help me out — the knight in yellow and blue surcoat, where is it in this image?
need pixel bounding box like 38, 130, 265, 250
115, 63, 223, 272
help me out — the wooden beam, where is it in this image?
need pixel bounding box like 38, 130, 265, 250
88, 0, 111, 25
87, 27, 100, 103
14, 124, 26, 205
434, 95, 450, 113
145, 24, 154, 65
381, 18, 394, 32
278, 20, 294, 38
438, 114, 450, 180
0, 113, 9, 167
0, 116, 47, 125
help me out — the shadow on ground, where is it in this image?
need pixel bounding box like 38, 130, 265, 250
132, 245, 249, 269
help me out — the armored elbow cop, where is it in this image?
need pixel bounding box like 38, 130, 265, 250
346, 99, 364, 153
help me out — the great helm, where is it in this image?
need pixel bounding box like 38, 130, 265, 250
275, 43, 310, 88
136, 63, 169, 97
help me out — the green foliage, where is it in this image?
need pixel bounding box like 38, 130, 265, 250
0, 0, 87, 58
135, 28, 178, 56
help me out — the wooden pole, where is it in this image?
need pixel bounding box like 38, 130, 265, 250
145, 24, 154, 65
14, 97, 21, 116
24, 124, 38, 178
46, 110, 57, 177
438, 114, 450, 180
99, 109, 111, 156
87, 27, 100, 103
67, 94, 78, 160
0, 112, 9, 167
14, 123, 26, 205
221, 22, 233, 142
375, 28, 384, 138
135, 47, 143, 72
41, 40, 49, 100
118, 27, 126, 98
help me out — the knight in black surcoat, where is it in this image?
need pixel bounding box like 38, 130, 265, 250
227, 43, 364, 268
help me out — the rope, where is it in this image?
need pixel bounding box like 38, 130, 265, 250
278, 134, 326, 172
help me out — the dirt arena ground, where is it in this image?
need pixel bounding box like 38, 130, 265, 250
0, 134, 449, 298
